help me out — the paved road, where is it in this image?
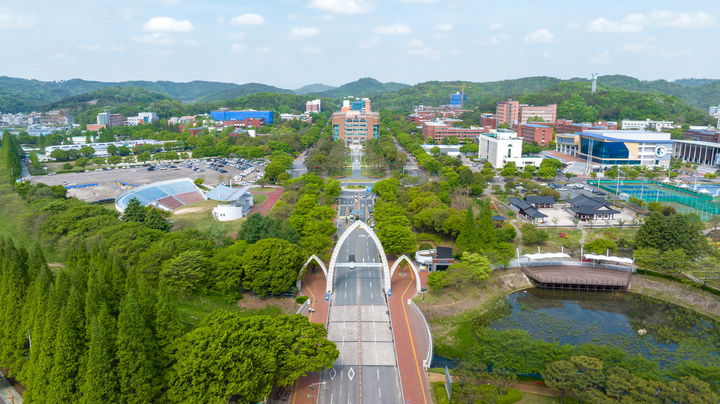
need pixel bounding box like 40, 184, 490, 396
290, 150, 309, 179
318, 190, 402, 404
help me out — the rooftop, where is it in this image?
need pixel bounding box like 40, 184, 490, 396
581, 130, 674, 144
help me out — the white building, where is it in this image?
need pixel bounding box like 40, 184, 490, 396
477, 129, 543, 168
709, 105, 719, 118
621, 119, 675, 131
126, 112, 159, 126
555, 130, 674, 169
305, 99, 321, 113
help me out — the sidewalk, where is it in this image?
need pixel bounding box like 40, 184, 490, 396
288, 268, 329, 404
0, 371, 22, 404
389, 262, 431, 404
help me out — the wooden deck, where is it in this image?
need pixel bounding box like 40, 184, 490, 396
522, 265, 632, 291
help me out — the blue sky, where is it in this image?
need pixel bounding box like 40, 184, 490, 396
1, 0, 718, 88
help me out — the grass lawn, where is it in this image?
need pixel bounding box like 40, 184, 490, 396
253, 193, 268, 205
170, 200, 245, 234
173, 292, 285, 326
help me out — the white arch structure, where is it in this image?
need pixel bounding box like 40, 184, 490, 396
389, 255, 422, 294
302, 254, 327, 277
326, 221, 390, 296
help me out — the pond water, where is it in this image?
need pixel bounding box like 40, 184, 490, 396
433, 288, 720, 369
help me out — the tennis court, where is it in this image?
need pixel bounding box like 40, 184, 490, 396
589, 180, 720, 221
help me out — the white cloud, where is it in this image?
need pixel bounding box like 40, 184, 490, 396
228, 32, 245, 40
523, 28, 554, 44
0, 10, 36, 29
230, 43, 245, 52
231, 13, 265, 26
132, 32, 176, 44
143, 16, 194, 32
624, 10, 714, 28
160, 0, 180, 4
587, 17, 641, 33
309, 0, 372, 15
407, 39, 424, 47
588, 10, 714, 33
300, 46, 323, 55
77, 44, 124, 52
358, 35, 380, 49
591, 50, 611, 64
51, 53, 76, 63
407, 46, 438, 58
479, 32, 509, 46
400, 0, 438, 3
374, 23, 412, 35
488, 22, 503, 30
290, 26, 320, 40
434, 23, 453, 32
617, 42, 656, 52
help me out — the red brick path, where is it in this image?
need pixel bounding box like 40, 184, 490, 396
389, 261, 431, 404
289, 267, 329, 404
250, 186, 283, 215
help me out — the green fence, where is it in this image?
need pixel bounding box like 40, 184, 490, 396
588, 180, 720, 221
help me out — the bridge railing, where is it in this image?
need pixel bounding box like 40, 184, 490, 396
508, 260, 635, 273
408, 300, 433, 370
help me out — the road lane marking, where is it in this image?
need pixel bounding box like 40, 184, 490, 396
400, 267, 429, 404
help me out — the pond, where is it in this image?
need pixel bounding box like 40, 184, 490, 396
433, 288, 720, 370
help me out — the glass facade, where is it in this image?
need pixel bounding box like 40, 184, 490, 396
580, 138, 640, 165
333, 124, 339, 140
373, 124, 379, 138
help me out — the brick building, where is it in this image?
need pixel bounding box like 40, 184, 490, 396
421, 121, 487, 142
683, 129, 720, 144
517, 123, 554, 145
495, 100, 556, 125
332, 99, 380, 145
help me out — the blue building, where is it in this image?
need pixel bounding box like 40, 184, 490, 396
450, 92, 466, 106
556, 130, 674, 168
210, 110, 274, 125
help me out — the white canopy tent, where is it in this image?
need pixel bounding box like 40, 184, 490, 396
522, 252, 571, 261
583, 253, 634, 265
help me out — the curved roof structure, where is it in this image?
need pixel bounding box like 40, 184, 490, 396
115, 178, 206, 213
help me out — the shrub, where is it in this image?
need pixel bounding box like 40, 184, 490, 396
418, 242, 433, 251
295, 296, 309, 304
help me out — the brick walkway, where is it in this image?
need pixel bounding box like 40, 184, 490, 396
389, 262, 431, 404
288, 268, 329, 404
250, 186, 283, 215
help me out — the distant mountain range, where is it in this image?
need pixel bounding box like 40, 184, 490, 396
1, 75, 718, 117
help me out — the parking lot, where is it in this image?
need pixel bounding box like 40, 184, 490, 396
29, 158, 266, 203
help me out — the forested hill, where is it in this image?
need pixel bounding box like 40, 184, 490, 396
515, 81, 713, 125
371, 77, 562, 110
586, 75, 720, 108
314, 78, 409, 98
43, 87, 172, 111
294, 83, 337, 95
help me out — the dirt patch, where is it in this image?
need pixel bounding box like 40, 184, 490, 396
630, 275, 720, 321
237, 295, 298, 315
173, 206, 207, 215
418, 268, 532, 321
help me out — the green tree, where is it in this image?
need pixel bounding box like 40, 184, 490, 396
585, 237, 618, 254
455, 207, 480, 253
80, 307, 120, 404
543, 360, 576, 404
169, 312, 338, 404
76, 157, 90, 167
116, 287, 160, 404
242, 238, 303, 295
144, 207, 171, 231
500, 162, 518, 178
122, 198, 146, 223
161, 251, 207, 293
49, 284, 86, 403
375, 216, 416, 255
137, 151, 151, 163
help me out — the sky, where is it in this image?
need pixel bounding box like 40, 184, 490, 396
1, 0, 718, 88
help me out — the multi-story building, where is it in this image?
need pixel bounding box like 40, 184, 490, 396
709, 105, 719, 118
674, 139, 720, 166
477, 129, 543, 168
332, 99, 380, 145
683, 129, 720, 143
621, 119, 675, 131
210, 110, 274, 125
495, 100, 556, 125
305, 99, 321, 113
421, 120, 487, 142
555, 130, 674, 168
517, 123, 554, 145
518, 104, 556, 124
479, 113, 497, 129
